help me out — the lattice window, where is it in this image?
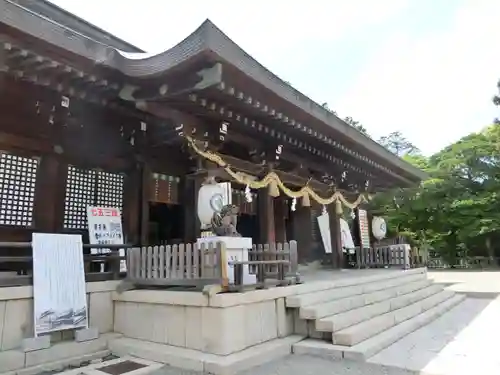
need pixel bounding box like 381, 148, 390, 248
96, 171, 124, 210
63, 166, 125, 230
0, 153, 38, 227
63, 166, 96, 230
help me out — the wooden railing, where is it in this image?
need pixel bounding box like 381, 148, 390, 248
0, 239, 301, 291
232, 240, 300, 291
248, 241, 299, 276
0, 242, 130, 287
124, 240, 301, 292
354, 244, 411, 269
125, 242, 225, 288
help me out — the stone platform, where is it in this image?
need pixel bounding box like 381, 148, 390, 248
109, 268, 438, 374
1, 268, 458, 375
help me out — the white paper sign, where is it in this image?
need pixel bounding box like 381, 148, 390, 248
87, 206, 125, 271
32, 233, 88, 336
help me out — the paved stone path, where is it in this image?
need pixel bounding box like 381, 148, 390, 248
368, 297, 500, 375
149, 355, 415, 375
428, 270, 500, 296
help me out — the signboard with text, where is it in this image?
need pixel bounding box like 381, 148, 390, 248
87, 206, 126, 271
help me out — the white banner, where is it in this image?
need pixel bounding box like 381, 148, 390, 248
32, 233, 88, 336
317, 213, 332, 254
87, 206, 126, 271
340, 218, 355, 250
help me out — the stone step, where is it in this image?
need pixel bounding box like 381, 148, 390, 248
315, 283, 443, 332
292, 294, 466, 362
341, 294, 466, 361
286, 270, 426, 308
332, 289, 456, 346
301, 278, 433, 320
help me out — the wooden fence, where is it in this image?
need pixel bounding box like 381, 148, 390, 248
124, 240, 300, 292
0, 239, 300, 291
0, 242, 129, 287
354, 244, 411, 269
125, 242, 224, 289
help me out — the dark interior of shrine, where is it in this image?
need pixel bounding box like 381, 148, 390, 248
148, 202, 184, 245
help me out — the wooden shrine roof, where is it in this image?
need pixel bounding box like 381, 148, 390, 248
0, 0, 426, 185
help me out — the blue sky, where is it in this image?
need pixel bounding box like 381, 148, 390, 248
49, 0, 500, 155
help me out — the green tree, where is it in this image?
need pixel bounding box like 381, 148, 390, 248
378, 131, 420, 157
372, 125, 500, 264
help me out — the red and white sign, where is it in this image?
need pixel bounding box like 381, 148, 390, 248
87, 206, 126, 271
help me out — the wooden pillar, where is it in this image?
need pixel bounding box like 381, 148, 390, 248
291, 204, 312, 263
257, 188, 275, 244
274, 197, 287, 243
122, 161, 141, 245
183, 177, 201, 243
139, 162, 151, 246
34, 154, 61, 232
328, 204, 343, 269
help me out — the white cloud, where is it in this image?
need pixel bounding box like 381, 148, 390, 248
335, 0, 500, 155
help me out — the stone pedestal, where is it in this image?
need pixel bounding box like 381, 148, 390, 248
197, 237, 257, 284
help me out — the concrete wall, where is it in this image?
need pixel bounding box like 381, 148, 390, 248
113, 288, 297, 355
0, 281, 119, 373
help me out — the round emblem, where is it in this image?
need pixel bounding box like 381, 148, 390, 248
372, 216, 387, 240
210, 193, 224, 213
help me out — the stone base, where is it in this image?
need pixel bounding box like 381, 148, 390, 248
21, 336, 51, 352
75, 327, 99, 343
109, 335, 305, 375
197, 236, 257, 285
0, 333, 120, 375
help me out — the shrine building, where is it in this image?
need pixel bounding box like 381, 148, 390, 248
0, 0, 425, 274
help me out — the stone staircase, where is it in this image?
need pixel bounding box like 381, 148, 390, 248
289, 269, 466, 361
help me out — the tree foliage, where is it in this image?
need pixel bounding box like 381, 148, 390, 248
324, 81, 500, 262
371, 124, 500, 261
378, 131, 420, 157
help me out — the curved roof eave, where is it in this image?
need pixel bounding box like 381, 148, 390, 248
1, 0, 426, 182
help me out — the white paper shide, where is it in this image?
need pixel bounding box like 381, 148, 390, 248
32, 233, 88, 336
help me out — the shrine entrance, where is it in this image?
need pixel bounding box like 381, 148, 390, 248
236, 213, 258, 243
147, 203, 184, 245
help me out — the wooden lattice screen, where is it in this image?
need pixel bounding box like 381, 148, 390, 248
63, 165, 124, 230
0, 152, 38, 227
